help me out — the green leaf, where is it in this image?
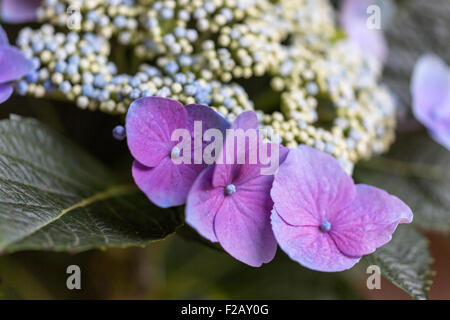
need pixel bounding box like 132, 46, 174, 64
0, 116, 182, 254
355, 131, 450, 232
366, 225, 432, 300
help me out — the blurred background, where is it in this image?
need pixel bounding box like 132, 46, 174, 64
0, 230, 449, 299
0, 0, 449, 299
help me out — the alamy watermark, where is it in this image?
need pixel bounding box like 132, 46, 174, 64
366, 5, 382, 30
366, 265, 381, 290
67, 5, 82, 30
66, 265, 81, 290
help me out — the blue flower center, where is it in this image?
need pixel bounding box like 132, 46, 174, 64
112, 125, 126, 140
171, 146, 181, 159
320, 221, 331, 232
224, 184, 236, 196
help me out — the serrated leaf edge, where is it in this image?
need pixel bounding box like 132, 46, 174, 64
0, 184, 139, 251
365, 231, 433, 300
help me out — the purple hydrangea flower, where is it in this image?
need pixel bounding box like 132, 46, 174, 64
271, 146, 413, 272
0, 25, 34, 104
0, 0, 41, 23
126, 97, 229, 208
411, 54, 450, 150
340, 0, 388, 63
186, 111, 288, 267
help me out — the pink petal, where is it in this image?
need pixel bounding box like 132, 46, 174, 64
211, 159, 235, 188
271, 145, 356, 226
0, 0, 41, 23
132, 158, 204, 208
212, 141, 287, 187
331, 184, 413, 257
0, 45, 34, 83
232, 143, 288, 186
209, 141, 283, 266
185, 166, 223, 242
0, 83, 13, 104
129, 100, 230, 208
186, 110, 283, 266
211, 111, 262, 187
126, 97, 187, 168
214, 187, 277, 267
271, 210, 360, 272
186, 142, 283, 260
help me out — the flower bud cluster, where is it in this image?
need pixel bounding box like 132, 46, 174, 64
15, 0, 397, 170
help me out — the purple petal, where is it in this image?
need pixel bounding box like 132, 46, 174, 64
132, 157, 204, 208
187, 161, 278, 267
231, 110, 259, 131
212, 141, 287, 188
411, 54, 450, 128
0, 25, 9, 45
0, 45, 34, 83
271, 145, 356, 227
0, 83, 13, 104
187, 149, 281, 265
271, 210, 361, 272
0, 0, 41, 23
186, 110, 282, 266
428, 89, 450, 150
126, 97, 187, 168
211, 111, 261, 187
186, 104, 230, 134
340, 0, 388, 63
129, 100, 231, 208
232, 143, 288, 186
185, 166, 223, 242
211, 134, 288, 198
411, 54, 450, 150
185, 104, 230, 163
210, 142, 283, 266
213, 183, 277, 267
429, 119, 450, 150
346, 21, 387, 63
331, 184, 413, 257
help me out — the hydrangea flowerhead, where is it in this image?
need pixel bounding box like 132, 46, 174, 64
271, 145, 413, 272
0, 25, 34, 104
186, 111, 288, 267
411, 54, 450, 150
340, 0, 388, 63
0, 0, 41, 23
126, 97, 229, 208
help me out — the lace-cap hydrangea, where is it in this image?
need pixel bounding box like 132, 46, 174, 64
411, 54, 450, 150
0, 25, 34, 104
126, 96, 229, 208
270, 145, 413, 272
0, 0, 40, 23
186, 111, 288, 267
